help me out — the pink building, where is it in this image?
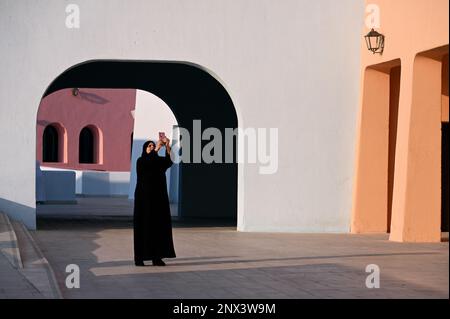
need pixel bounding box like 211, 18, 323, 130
36, 88, 136, 172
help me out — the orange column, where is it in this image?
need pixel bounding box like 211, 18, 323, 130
390, 56, 442, 242
351, 68, 390, 233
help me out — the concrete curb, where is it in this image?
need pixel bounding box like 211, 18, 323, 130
0, 211, 23, 269
13, 221, 64, 299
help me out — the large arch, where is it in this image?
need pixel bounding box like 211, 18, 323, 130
43, 60, 238, 221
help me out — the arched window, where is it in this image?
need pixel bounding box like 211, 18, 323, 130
43, 125, 59, 162
130, 132, 134, 158
79, 126, 95, 163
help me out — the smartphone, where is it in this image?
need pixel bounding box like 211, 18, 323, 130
159, 132, 166, 141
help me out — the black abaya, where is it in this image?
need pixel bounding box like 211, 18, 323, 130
133, 144, 176, 262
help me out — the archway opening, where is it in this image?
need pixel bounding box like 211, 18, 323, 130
43, 125, 59, 163
440, 53, 449, 233
79, 126, 95, 164
35, 60, 238, 228
352, 59, 401, 234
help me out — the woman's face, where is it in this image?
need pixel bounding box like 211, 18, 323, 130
146, 143, 155, 154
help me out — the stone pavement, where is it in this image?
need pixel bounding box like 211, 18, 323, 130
30, 218, 448, 299
1, 212, 62, 299
37, 196, 178, 217
0, 251, 42, 299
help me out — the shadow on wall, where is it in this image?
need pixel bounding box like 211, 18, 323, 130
78, 91, 110, 104
0, 198, 36, 230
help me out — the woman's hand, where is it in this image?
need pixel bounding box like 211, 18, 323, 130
155, 140, 164, 152
162, 137, 171, 154
162, 137, 170, 146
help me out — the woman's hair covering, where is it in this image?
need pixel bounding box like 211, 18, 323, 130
141, 140, 156, 157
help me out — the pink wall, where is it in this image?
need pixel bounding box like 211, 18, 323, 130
36, 88, 136, 171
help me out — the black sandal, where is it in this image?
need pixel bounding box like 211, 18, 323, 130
152, 258, 166, 266
135, 260, 145, 266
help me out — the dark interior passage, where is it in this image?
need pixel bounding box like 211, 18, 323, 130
441, 54, 449, 233
442, 123, 449, 232
387, 65, 401, 233
42, 125, 59, 162
79, 127, 95, 164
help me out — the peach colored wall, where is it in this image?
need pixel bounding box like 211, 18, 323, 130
36, 88, 136, 171
352, 66, 391, 233
391, 54, 442, 242
352, 0, 449, 242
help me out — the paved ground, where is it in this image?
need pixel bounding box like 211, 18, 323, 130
0, 252, 42, 299
31, 218, 449, 299
37, 196, 179, 218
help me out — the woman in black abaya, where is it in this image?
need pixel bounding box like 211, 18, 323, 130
133, 138, 176, 266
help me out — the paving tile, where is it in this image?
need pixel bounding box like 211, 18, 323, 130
24, 217, 449, 299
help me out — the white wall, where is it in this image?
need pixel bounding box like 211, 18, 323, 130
41, 171, 76, 203
40, 166, 83, 194
82, 171, 131, 196
0, 0, 363, 230
41, 166, 131, 197
128, 90, 178, 200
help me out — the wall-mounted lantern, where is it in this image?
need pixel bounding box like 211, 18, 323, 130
72, 88, 79, 96
364, 28, 385, 54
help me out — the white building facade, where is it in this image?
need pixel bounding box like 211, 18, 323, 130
0, 0, 363, 231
